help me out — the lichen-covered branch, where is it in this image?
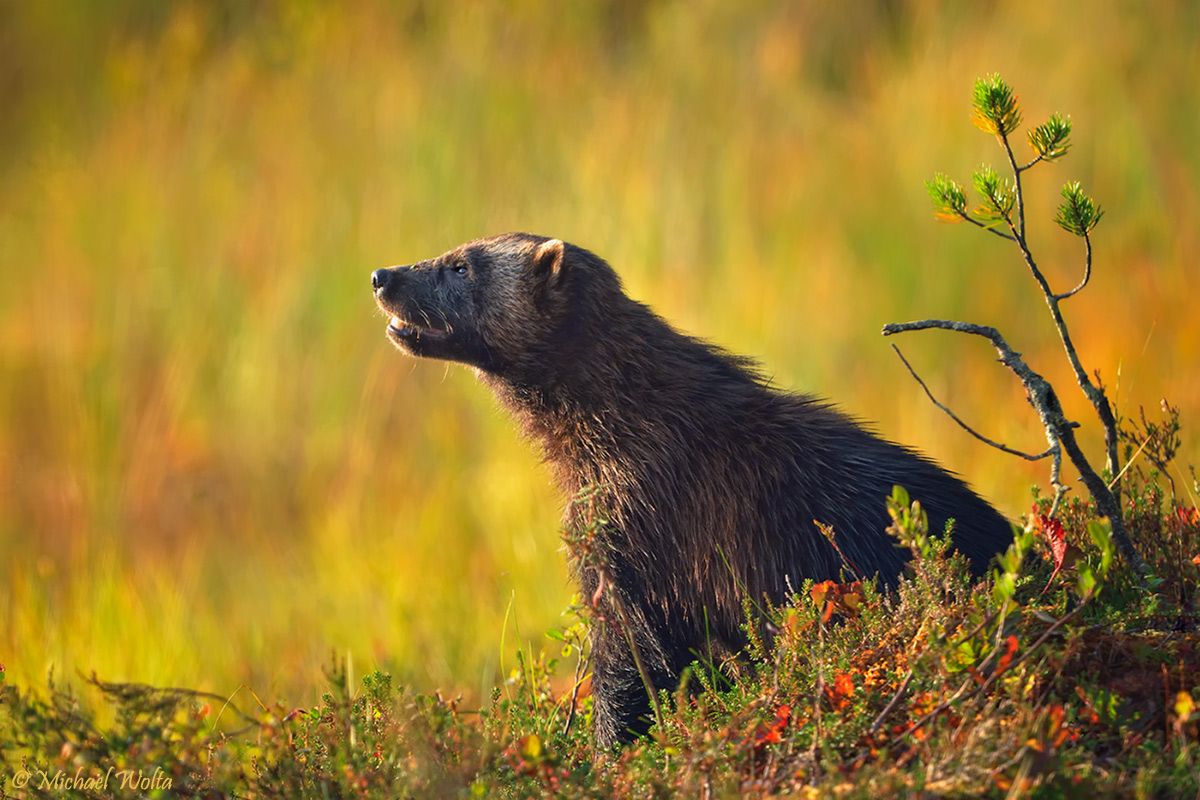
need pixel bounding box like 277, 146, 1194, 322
1002, 204, 1123, 495
883, 319, 1148, 577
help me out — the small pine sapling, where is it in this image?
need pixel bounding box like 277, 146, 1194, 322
883, 74, 1149, 581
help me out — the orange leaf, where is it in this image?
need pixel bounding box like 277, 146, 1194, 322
810, 580, 864, 622
824, 672, 855, 710
1046, 704, 1067, 744
995, 635, 1019, 675
810, 580, 835, 607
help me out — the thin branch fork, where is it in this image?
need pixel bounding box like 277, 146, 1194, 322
1020, 154, 1049, 172
885, 321, 1068, 512
1024, 237, 1123, 496
1053, 233, 1093, 301
955, 209, 1017, 242
998, 132, 1028, 242
990, 140, 1120, 485
882, 319, 1148, 578
882, 320, 1050, 397
994, 131, 1115, 469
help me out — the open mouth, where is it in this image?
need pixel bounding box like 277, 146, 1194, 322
387, 315, 448, 341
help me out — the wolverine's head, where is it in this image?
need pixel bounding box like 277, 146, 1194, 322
372, 232, 594, 375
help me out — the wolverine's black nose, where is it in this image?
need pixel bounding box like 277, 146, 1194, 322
371, 268, 391, 291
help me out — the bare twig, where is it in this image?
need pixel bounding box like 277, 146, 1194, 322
998, 132, 1028, 241
890, 343, 1054, 462
1053, 233, 1093, 301
1020, 154, 1048, 172
949, 207, 1017, 241
868, 668, 913, 736
561, 650, 589, 738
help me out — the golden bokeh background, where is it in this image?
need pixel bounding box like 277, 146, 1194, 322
1, 1, 1196, 705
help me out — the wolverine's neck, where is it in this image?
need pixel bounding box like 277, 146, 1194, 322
478, 300, 771, 492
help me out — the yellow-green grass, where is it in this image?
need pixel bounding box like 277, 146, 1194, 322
1, 1, 1197, 707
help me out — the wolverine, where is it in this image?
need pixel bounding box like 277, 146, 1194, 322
371, 232, 1013, 748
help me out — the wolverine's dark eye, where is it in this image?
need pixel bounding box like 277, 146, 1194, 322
454, 266, 468, 276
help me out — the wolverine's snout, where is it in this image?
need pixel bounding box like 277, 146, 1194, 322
372, 265, 410, 293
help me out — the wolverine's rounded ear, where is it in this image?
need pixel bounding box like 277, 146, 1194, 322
533, 238, 566, 286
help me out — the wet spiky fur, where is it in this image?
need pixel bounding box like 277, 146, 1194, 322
372, 233, 1013, 747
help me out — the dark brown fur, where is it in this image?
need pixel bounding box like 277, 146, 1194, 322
371, 233, 1013, 747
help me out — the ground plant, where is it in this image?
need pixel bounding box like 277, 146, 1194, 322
3, 74, 1198, 800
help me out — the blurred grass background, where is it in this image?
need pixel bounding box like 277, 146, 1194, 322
1, 0, 1197, 706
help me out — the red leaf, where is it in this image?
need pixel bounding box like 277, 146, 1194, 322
995, 635, 1019, 675
1036, 514, 1079, 594
753, 704, 791, 746
1038, 514, 1067, 569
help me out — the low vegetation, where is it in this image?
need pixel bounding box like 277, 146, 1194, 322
3, 466, 1197, 798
